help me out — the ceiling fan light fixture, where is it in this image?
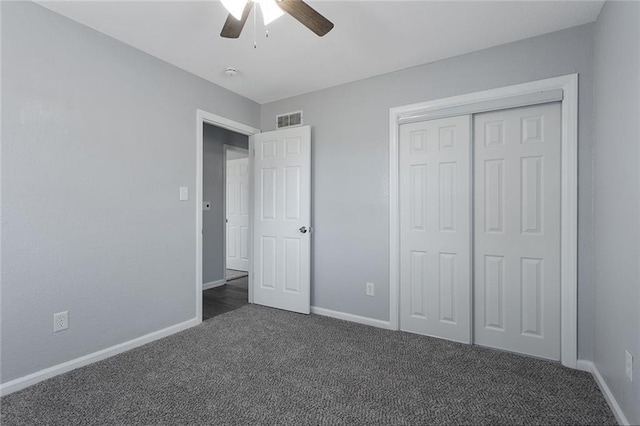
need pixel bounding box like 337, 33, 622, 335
221, 0, 248, 21
257, 0, 284, 26
220, 0, 333, 39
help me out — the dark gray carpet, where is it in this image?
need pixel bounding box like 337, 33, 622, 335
1, 305, 615, 425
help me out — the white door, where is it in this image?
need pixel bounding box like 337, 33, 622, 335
253, 126, 311, 314
226, 157, 250, 271
474, 102, 561, 360
399, 115, 471, 343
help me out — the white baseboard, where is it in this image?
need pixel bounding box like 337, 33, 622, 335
0, 317, 200, 397
202, 279, 226, 290
577, 359, 630, 425
311, 306, 392, 330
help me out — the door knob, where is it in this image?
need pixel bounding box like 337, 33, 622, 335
299, 226, 308, 234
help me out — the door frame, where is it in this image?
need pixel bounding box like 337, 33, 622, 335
223, 145, 249, 274
196, 110, 260, 322
388, 74, 579, 368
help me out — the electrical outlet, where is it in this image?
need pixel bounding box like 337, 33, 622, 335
53, 311, 68, 332
366, 282, 375, 297
626, 350, 633, 381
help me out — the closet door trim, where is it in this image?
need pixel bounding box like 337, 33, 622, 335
389, 74, 578, 368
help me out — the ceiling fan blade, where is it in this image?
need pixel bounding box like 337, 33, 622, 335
220, 2, 254, 38
277, 0, 334, 37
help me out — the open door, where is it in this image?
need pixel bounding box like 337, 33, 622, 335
252, 126, 311, 314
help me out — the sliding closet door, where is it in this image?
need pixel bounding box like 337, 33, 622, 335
399, 116, 471, 343
474, 103, 561, 360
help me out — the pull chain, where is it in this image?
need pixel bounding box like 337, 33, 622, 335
253, 5, 257, 48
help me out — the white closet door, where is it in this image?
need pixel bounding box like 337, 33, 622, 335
253, 126, 311, 314
226, 158, 250, 271
399, 115, 471, 343
474, 102, 561, 360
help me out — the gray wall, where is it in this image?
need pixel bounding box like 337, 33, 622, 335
261, 24, 596, 360
4, 4, 638, 413
1, 2, 259, 383
202, 124, 248, 284
592, 1, 640, 423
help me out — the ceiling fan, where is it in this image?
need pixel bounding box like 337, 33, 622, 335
220, 0, 334, 38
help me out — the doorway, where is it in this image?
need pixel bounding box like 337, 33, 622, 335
389, 74, 579, 368
196, 112, 313, 321
196, 110, 260, 322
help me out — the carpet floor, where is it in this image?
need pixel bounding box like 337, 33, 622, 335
1, 305, 615, 425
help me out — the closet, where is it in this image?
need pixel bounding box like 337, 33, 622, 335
399, 102, 561, 361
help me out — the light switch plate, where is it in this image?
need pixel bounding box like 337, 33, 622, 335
626, 351, 633, 381
366, 282, 375, 297
179, 186, 189, 201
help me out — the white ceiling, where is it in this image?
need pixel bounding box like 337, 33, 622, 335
37, 1, 604, 104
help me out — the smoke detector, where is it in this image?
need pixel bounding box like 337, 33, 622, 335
224, 67, 238, 77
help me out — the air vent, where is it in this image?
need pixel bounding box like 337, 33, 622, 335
276, 111, 303, 129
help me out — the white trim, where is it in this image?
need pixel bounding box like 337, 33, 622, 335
311, 306, 393, 330
0, 317, 199, 397
389, 74, 579, 368
389, 110, 400, 331
390, 75, 574, 119
559, 75, 579, 368
196, 110, 260, 321
202, 279, 226, 291
222, 147, 227, 277
576, 360, 630, 425
398, 89, 564, 125
247, 136, 255, 304
200, 111, 261, 136
196, 113, 204, 322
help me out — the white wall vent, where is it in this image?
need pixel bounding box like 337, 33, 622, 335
276, 111, 303, 129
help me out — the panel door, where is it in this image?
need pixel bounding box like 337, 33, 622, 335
253, 126, 311, 314
474, 102, 561, 360
226, 157, 250, 271
399, 115, 471, 343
